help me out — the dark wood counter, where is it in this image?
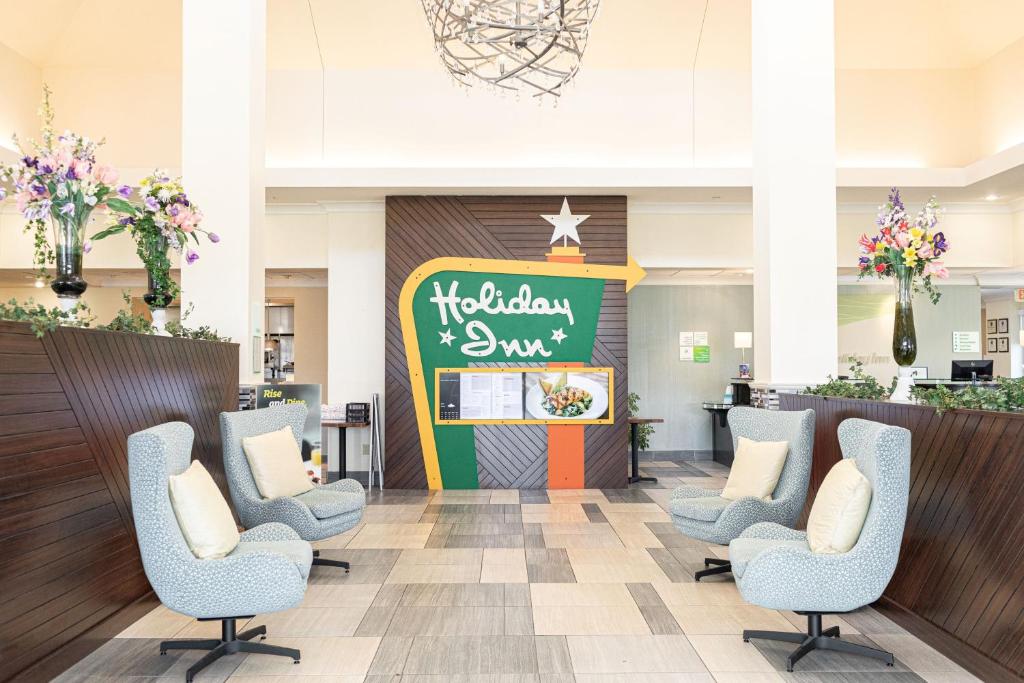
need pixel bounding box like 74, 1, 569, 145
780, 393, 1024, 683
0, 321, 238, 681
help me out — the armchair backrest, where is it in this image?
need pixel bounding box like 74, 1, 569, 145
127, 422, 206, 610
220, 404, 307, 527
837, 417, 911, 591
728, 407, 815, 520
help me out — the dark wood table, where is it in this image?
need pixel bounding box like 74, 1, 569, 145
322, 420, 370, 482
628, 417, 664, 484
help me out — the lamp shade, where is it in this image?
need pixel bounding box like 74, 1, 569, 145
734, 331, 753, 349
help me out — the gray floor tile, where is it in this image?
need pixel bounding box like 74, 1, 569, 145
526, 548, 576, 583
367, 635, 414, 674
355, 605, 400, 636
646, 547, 696, 582
385, 605, 506, 636
535, 635, 574, 674
581, 503, 608, 523
640, 605, 684, 635
752, 634, 918, 673
403, 635, 539, 675
505, 583, 532, 607
506, 606, 536, 635
781, 673, 925, 682
400, 582, 506, 606
445, 533, 526, 548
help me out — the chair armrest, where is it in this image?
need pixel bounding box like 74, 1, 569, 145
240, 522, 301, 543
322, 478, 367, 498
671, 484, 724, 500
740, 521, 808, 542
246, 495, 318, 528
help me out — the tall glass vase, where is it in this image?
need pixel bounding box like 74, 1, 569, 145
143, 238, 173, 335
890, 263, 917, 402
50, 213, 88, 311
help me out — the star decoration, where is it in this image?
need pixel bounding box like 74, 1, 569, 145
551, 328, 568, 344
439, 329, 455, 346
542, 197, 589, 246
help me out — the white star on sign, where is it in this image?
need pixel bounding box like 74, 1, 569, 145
551, 328, 567, 344
542, 197, 589, 247
439, 329, 455, 346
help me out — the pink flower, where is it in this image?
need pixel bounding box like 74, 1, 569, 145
91, 164, 119, 185
894, 232, 911, 249
924, 261, 949, 279
858, 234, 873, 249
14, 190, 32, 213
54, 148, 72, 168
917, 242, 933, 258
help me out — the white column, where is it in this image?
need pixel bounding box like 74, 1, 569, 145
180, 0, 266, 383
751, 0, 837, 385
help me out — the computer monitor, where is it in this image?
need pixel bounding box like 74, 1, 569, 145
951, 359, 993, 381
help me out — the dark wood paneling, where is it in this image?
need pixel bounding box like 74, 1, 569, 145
780, 393, 1024, 683
0, 322, 238, 682
384, 196, 629, 489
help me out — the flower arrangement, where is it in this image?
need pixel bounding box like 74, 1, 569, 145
93, 170, 218, 308
856, 188, 949, 304
0, 85, 127, 289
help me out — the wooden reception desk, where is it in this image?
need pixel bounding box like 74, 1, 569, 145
0, 321, 238, 681
780, 393, 1024, 683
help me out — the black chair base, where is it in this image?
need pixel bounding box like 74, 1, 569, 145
312, 549, 350, 572
160, 616, 299, 682
695, 557, 731, 581
744, 612, 894, 672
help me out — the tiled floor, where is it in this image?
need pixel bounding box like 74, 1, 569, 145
56, 459, 981, 682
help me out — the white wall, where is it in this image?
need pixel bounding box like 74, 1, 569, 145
0, 42, 40, 154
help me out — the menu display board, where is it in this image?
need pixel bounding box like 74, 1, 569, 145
435, 367, 614, 425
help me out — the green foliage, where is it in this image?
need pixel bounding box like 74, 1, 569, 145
165, 302, 230, 342
0, 298, 93, 338
805, 357, 897, 401
97, 292, 154, 334
627, 391, 656, 451
911, 378, 1024, 415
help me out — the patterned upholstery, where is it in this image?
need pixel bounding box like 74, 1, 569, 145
670, 407, 815, 545
730, 418, 911, 613
220, 405, 366, 541
127, 422, 310, 619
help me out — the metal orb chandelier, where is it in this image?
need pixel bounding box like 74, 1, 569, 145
421, 0, 600, 99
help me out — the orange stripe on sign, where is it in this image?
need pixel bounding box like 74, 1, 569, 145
547, 361, 585, 489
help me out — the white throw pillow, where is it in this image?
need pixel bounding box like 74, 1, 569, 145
168, 460, 240, 559
241, 425, 315, 499
807, 458, 873, 554
720, 437, 789, 501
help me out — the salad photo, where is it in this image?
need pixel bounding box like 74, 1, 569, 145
526, 370, 610, 421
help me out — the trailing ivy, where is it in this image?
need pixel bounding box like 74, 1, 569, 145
804, 358, 897, 401
627, 391, 656, 450
0, 298, 93, 338
911, 378, 1024, 415
97, 292, 154, 334
165, 303, 229, 342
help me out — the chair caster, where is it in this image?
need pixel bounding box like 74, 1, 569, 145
294, 659, 301, 664
159, 651, 166, 656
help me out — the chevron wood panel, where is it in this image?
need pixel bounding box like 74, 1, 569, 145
385, 196, 629, 489
780, 394, 1024, 683
0, 321, 238, 682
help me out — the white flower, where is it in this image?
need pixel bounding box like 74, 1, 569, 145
157, 188, 172, 202
56, 183, 68, 199
84, 194, 97, 206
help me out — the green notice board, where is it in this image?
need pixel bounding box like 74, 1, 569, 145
693, 345, 711, 363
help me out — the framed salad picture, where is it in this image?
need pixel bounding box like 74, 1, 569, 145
988, 337, 998, 352
998, 318, 1010, 334
998, 337, 1010, 352
987, 319, 998, 334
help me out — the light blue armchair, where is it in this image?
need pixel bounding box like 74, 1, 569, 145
670, 407, 815, 581
127, 422, 312, 682
220, 404, 366, 572
730, 417, 911, 671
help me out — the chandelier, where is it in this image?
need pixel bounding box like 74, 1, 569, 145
421, 0, 600, 99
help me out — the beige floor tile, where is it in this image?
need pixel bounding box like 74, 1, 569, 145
522, 504, 589, 523
547, 489, 608, 503
174, 617, 254, 638
432, 490, 493, 504
917, 672, 985, 683
868, 633, 972, 673
603, 510, 672, 524
568, 549, 671, 583
397, 548, 483, 564
531, 583, 637, 606
313, 524, 361, 549
534, 605, 651, 635
668, 605, 797, 635
711, 673, 785, 682
258, 606, 369, 637
302, 584, 381, 609
482, 548, 528, 583
544, 531, 624, 549
686, 634, 775, 673
542, 522, 615, 535
608, 521, 664, 548
228, 676, 364, 683
346, 523, 433, 549
362, 504, 428, 523
654, 582, 746, 607
490, 490, 521, 504
575, 675, 714, 683
566, 635, 708, 674
385, 562, 482, 583
780, 610, 858, 635
114, 605, 192, 638
230, 636, 381, 676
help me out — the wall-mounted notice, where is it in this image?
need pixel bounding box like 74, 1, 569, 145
693, 331, 709, 346
694, 345, 711, 363
679, 346, 694, 361
952, 331, 980, 353
435, 367, 614, 425
1016, 288, 1024, 303
679, 331, 694, 347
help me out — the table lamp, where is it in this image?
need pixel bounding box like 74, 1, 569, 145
734, 331, 752, 378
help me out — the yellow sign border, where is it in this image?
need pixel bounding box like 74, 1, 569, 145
433, 366, 615, 425
398, 256, 645, 490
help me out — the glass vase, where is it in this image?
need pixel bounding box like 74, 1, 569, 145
143, 237, 173, 310
892, 263, 917, 367
50, 213, 88, 305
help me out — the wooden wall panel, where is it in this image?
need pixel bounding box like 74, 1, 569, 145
0, 321, 238, 682
385, 196, 628, 489
780, 393, 1024, 683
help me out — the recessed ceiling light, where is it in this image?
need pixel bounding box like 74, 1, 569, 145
985, 194, 999, 201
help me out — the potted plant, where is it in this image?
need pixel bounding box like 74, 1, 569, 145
856, 188, 949, 401
92, 171, 218, 334
0, 85, 127, 310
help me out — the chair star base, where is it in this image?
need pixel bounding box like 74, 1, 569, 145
695, 557, 731, 581
312, 549, 350, 572
159, 617, 300, 682
743, 613, 894, 672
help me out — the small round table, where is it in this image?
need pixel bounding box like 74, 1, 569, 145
628, 417, 664, 484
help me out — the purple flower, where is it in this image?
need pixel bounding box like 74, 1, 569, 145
65, 166, 78, 181
118, 216, 135, 226
83, 240, 92, 254
21, 156, 38, 168
933, 231, 947, 254
30, 182, 47, 196
116, 184, 132, 198
59, 202, 75, 216
0, 187, 6, 201
167, 204, 180, 217
207, 232, 220, 243
144, 196, 159, 211
185, 249, 199, 265
888, 187, 904, 211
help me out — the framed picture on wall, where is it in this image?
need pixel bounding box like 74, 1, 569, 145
998, 318, 1010, 333
998, 337, 1010, 352
988, 337, 998, 352
987, 319, 998, 334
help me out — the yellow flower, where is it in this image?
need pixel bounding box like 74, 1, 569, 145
903, 247, 918, 267
910, 227, 924, 240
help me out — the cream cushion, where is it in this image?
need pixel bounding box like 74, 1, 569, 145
241, 425, 315, 499
807, 458, 873, 554
168, 460, 240, 559
720, 437, 790, 501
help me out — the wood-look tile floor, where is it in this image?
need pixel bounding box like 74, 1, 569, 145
55, 459, 981, 682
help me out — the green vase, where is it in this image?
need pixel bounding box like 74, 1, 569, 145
892, 264, 917, 366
